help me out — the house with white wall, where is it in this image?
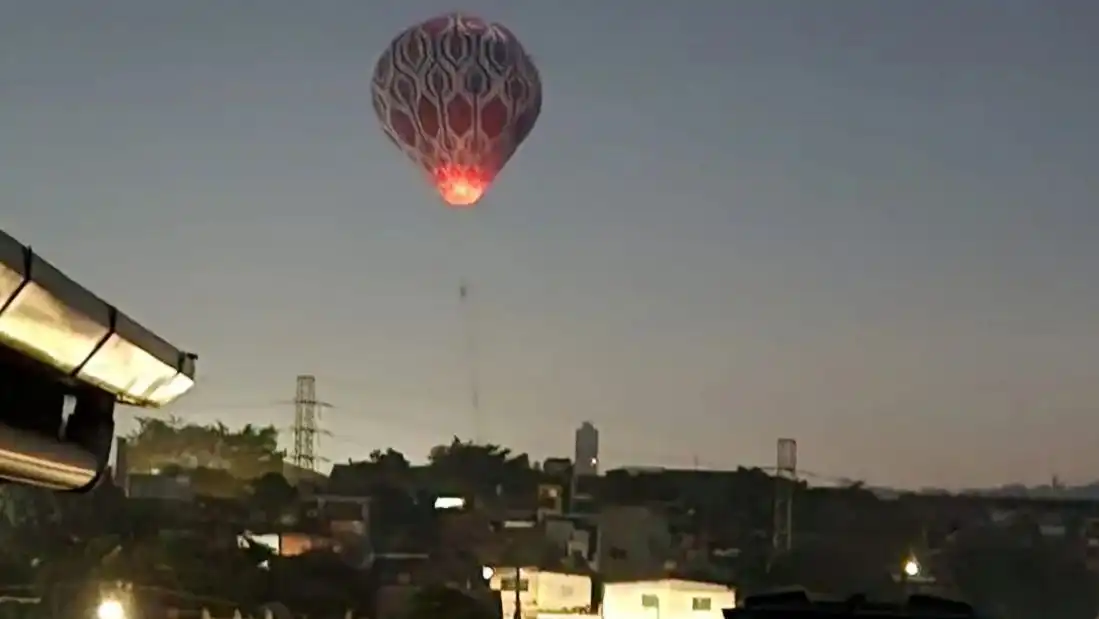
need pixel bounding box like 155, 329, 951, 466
487, 566, 593, 619
602, 579, 735, 619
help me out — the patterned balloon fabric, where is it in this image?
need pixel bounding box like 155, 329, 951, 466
372, 13, 543, 207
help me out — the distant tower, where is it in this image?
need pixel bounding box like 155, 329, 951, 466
574, 422, 599, 476
291, 375, 321, 471
773, 438, 797, 555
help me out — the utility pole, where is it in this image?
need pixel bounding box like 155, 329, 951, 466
513, 565, 521, 619
497, 520, 533, 619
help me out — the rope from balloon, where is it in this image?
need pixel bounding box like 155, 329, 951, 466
459, 279, 482, 441
451, 209, 484, 443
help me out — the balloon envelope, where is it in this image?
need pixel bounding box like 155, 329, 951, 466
371, 13, 543, 207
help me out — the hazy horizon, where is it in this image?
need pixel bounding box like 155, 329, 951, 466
2, 2, 1097, 489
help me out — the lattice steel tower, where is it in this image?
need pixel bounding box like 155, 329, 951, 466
291, 375, 322, 471
773, 437, 797, 554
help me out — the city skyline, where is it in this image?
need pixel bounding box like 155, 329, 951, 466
2, 2, 1097, 489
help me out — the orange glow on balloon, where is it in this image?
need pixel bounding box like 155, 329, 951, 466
432, 165, 490, 208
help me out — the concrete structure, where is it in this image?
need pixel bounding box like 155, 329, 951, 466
542, 516, 598, 567
125, 473, 195, 501
487, 567, 593, 619
574, 422, 599, 477
602, 580, 735, 619
596, 506, 675, 580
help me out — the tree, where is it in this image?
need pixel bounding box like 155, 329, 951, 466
764, 541, 897, 595
368, 449, 411, 471
948, 531, 1099, 619
269, 550, 365, 617
189, 467, 247, 499
427, 437, 534, 495
36, 523, 273, 615
0, 478, 129, 572
125, 418, 284, 481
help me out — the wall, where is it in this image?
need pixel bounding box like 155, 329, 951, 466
126, 473, 195, 501
603, 580, 735, 619
535, 572, 592, 612
491, 568, 593, 619
597, 507, 674, 580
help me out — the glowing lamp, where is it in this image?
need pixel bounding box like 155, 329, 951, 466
903, 558, 921, 577
97, 599, 126, 619
0, 230, 196, 408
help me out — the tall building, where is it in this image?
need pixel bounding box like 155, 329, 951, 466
574, 422, 599, 476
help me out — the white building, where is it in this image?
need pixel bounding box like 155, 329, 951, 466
574, 422, 599, 477
488, 567, 593, 619
602, 580, 735, 619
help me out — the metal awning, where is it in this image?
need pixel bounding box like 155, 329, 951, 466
0, 228, 196, 407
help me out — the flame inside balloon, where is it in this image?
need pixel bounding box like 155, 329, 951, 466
433, 164, 490, 208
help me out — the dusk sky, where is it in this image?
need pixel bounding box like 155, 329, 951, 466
1, 2, 1096, 489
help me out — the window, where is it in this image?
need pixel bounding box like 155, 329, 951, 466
692, 597, 712, 611
501, 578, 530, 592
641, 594, 660, 608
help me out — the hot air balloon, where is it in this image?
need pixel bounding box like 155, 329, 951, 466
371, 13, 543, 207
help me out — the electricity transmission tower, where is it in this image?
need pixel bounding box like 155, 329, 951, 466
291, 375, 331, 471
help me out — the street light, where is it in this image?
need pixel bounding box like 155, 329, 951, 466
96, 598, 125, 619
903, 558, 921, 578
896, 554, 936, 595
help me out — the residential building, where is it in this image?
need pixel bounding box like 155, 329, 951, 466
488, 567, 593, 619
602, 580, 735, 619
597, 506, 675, 580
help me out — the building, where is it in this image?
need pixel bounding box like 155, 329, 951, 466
125, 473, 195, 501
597, 506, 675, 581
574, 422, 599, 477
543, 457, 573, 478
487, 567, 593, 619
602, 580, 735, 619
